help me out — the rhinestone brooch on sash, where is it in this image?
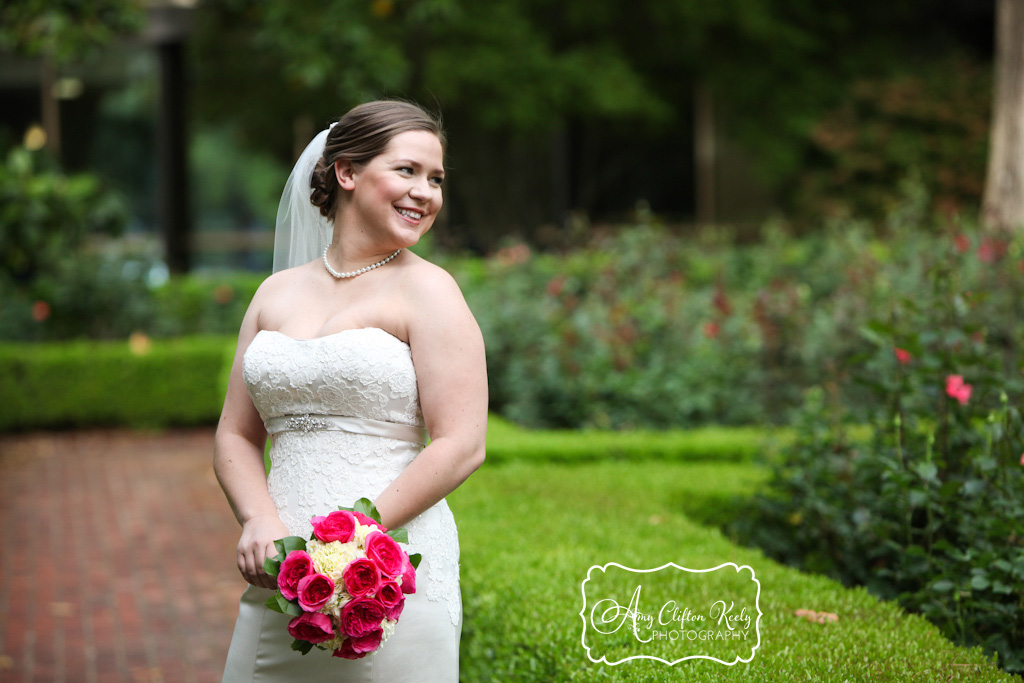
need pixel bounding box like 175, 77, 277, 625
284, 414, 332, 432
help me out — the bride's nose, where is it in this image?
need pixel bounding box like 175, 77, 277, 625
408, 177, 432, 201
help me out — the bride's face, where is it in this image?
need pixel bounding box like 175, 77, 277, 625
337, 130, 445, 249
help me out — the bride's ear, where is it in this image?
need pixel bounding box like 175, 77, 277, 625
334, 159, 356, 191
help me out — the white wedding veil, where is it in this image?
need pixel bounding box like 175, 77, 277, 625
272, 127, 334, 273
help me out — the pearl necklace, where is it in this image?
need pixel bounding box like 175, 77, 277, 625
322, 245, 402, 279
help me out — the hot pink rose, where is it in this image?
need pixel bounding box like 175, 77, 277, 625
310, 510, 356, 543
350, 628, 384, 654
384, 595, 405, 621
353, 511, 386, 532
365, 531, 404, 578
399, 554, 417, 595
945, 375, 972, 405
277, 550, 313, 601
287, 611, 334, 644
331, 631, 382, 660
332, 639, 362, 660
297, 573, 335, 612
378, 580, 404, 620
343, 558, 381, 598
377, 580, 402, 609
340, 596, 386, 638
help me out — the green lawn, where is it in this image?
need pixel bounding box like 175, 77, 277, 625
449, 453, 1014, 681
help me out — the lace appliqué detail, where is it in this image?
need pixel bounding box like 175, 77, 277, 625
242, 329, 460, 626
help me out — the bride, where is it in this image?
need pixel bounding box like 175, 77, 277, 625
214, 100, 487, 682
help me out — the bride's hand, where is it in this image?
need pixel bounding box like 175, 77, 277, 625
237, 514, 291, 589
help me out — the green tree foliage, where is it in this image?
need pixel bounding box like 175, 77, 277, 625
192, 0, 994, 237
0, 0, 143, 63
192, 0, 668, 151
0, 148, 126, 282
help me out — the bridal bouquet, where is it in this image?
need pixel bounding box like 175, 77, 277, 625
263, 498, 421, 659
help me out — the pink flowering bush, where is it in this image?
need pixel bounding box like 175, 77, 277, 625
458, 204, 1024, 430
732, 249, 1024, 673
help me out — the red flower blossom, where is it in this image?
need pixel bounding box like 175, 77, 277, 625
32, 300, 50, 321
945, 375, 972, 405
713, 286, 732, 317
977, 238, 1007, 263
953, 233, 970, 254
703, 322, 720, 339
894, 348, 911, 365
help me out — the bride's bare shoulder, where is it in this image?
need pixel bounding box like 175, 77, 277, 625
249, 261, 319, 316
396, 251, 462, 296
394, 252, 472, 322
262, 260, 317, 288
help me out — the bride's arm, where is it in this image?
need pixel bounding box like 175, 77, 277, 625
374, 265, 488, 530
213, 286, 289, 589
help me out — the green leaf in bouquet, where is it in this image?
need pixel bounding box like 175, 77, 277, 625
265, 594, 286, 613
263, 557, 282, 577
291, 639, 314, 655
387, 527, 409, 543
273, 536, 308, 557
408, 552, 422, 569
345, 497, 383, 524
281, 598, 303, 617
265, 593, 303, 616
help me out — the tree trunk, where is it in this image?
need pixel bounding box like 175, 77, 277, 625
982, 0, 1024, 232
41, 55, 61, 161
694, 83, 716, 226
157, 39, 191, 273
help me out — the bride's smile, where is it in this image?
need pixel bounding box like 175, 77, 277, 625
336, 130, 445, 251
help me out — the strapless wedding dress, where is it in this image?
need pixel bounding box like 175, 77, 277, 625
221, 328, 461, 682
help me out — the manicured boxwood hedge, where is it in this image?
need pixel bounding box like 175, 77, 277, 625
451, 459, 1017, 682
484, 414, 778, 463
0, 335, 234, 431
0, 340, 783, 468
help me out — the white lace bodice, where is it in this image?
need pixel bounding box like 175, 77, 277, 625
242, 327, 461, 626
243, 328, 424, 426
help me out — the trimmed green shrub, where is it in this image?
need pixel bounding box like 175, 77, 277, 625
484, 414, 776, 463
0, 335, 232, 430
451, 459, 1016, 682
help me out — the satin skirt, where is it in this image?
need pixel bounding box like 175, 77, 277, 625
221, 584, 461, 682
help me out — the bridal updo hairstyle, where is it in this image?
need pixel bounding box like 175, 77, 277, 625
310, 100, 445, 220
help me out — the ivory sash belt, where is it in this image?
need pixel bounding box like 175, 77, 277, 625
265, 413, 428, 444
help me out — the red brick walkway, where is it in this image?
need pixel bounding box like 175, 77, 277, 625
0, 428, 245, 683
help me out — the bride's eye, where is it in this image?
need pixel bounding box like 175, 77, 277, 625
397, 167, 414, 175
430, 176, 445, 186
